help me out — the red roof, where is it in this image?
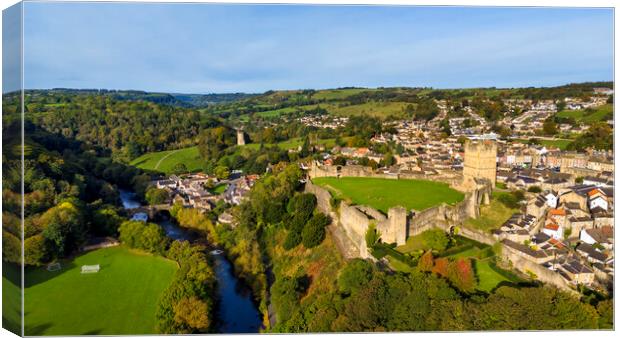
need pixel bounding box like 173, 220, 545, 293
545, 223, 559, 231
549, 208, 566, 216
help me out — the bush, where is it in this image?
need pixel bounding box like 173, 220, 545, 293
301, 213, 330, 248
283, 230, 302, 250
527, 186, 542, 193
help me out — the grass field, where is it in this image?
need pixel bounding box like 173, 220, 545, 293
312, 177, 464, 213
245, 137, 337, 151
2, 262, 21, 335
514, 138, 573, 150
130, 146, 204, 174
328, 101, 412, 117
463, 191, 518, 232
24, 246, 177, 335
311, 88, 374, 100
556, 104, 613, 123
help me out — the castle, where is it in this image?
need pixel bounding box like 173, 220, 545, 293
236, 129, 246, 146
461, 138, 498, 191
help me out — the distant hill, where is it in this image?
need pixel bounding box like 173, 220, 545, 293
27, 88, 256, 108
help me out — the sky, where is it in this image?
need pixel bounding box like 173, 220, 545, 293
9, 2, 615, 93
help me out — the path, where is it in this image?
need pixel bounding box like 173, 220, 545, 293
154, 149, 180, 170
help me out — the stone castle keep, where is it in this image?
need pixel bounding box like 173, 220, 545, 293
462, 139, 498, 187
305, 139, 497, 258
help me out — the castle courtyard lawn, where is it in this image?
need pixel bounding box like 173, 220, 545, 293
312, 177, 464, 213
24, 246, 177, 335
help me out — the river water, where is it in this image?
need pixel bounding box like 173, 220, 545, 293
119, 189, 262, 333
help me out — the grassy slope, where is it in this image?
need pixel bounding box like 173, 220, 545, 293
267, 229, 344, 308
556, 104, 613, 123
2, 262, 21, 335
312, 177, 464, 213
514, 138, 573, 150
463, 191, 518, 232
24, 246, 177, 335
130, 146, 203, 174
328, 101, 411, 118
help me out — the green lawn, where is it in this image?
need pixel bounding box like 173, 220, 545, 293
463, 191, 518, 232
312, 177, 464, 213
24, 246, 177, 335
209, 183, 228, 195
556, 104, 613, 123
2, 261, 21, 335
130, 146, 204, 174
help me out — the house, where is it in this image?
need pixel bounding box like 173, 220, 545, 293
526, 194, 548, 219
583, 176, 613, 188
580, 227, 614, 250
575, 243, 608, 265
558, 259, 595, 285
156, 179, 177, 189
544, 192, 558, 208
542, 220, 563, 240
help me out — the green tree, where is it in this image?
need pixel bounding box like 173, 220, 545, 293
301, 213, 330, 248
146, 187, 169, 205
337, 258, 374, 295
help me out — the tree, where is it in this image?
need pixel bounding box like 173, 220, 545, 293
92, 206, 124, 235
214, 166, 230, 180
447, 258, 476, 293
146, 187, 169, 205
173, 297, 211, 331
420, 229, 449, 251
418, 251, 434, 272
542, 117, 558, 135
24, 234, 48, 266
337, 258, 374, 295
2, 231, 21, 264
301, 213, 330, 248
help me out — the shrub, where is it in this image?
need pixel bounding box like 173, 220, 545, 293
527, 186, 542, 193
301, 213, 330, 248
146, 187, 169, 205
283, 230, 302, 250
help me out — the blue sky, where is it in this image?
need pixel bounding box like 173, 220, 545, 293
16, 3, 614, 93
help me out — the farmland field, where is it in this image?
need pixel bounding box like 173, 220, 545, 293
312, 177, 464, 213
24, 246, 177, 335
130, 146, 203, 174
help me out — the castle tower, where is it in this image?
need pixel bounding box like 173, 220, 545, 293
463, 138, 497, 187
236, 129, 246, 146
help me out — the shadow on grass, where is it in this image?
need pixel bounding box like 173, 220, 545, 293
24, 261, 77, 288
25, 322, 53, 336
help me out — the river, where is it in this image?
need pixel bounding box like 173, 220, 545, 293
119, 189, 263, 333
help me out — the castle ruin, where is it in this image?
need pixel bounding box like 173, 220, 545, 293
461, 138, 498, 190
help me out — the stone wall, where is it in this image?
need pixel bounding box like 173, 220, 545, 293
500, 243, 575, 293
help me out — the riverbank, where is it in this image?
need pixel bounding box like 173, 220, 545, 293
119, 189, 262, 333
